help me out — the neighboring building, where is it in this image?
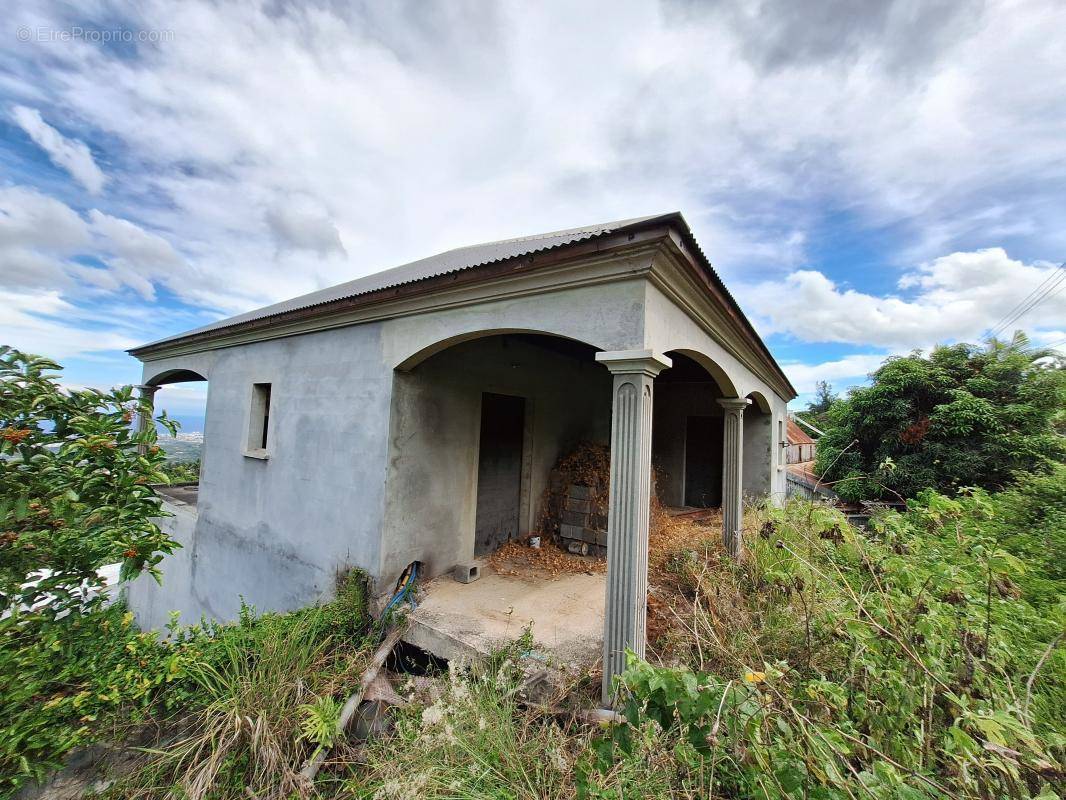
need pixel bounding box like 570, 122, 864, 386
126, 212, 797, 702
785, 418, 816, 464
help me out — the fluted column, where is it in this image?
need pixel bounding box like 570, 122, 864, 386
595, 350, 671, 706
135, 384, 160, 456
718, 397, 750, 559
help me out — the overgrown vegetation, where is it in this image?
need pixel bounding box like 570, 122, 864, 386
4, 346, 1063, 799
0, 346, 177, 791
584, 492, 1065, 798
117, 575, 373, 800
331, 483, 1065, 799
816, 334, 1065, 502
157, 459, 201, 484
0, 349, 375, 796
0, 573, 372, 798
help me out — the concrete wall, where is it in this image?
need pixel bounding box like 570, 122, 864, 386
381, 335, 611, 585
126, 498, 198, 630
132, 324, 393, 630
652, 382, 724, 507
641, 281, 788, 499
742, 404, 773, 498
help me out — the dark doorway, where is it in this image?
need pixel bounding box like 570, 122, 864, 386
474, 393, 526, 555
684, 415, 723, 507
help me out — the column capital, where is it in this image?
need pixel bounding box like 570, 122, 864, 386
717, 397, 751, 414
595, 349, 672, 378
135, 384, 161, 393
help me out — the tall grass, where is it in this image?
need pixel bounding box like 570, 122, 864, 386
122, 573, 373, 800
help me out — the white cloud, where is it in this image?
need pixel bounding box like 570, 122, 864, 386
0, 185, 193, 301
0, 0, 1061, 323
265, 197, 346, 257
0, 185, 90, 253
743, 248, 1066, 349
0, 0, 1064, 392
88, 210, 182, 269
782, 353, 894, 395
11, 105, 107, 194
0, 291, 138, 358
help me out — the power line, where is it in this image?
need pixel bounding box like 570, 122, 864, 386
985, 265, 1066, 340
983, 268, 1063, 340
988, 264, 1066, 338
983, 262, 1066, 341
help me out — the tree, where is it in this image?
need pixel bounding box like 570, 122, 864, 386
807, 380, 837, 414
815, 334, 1066, 502
801, 380, 838, 432
0, 347, 179, 619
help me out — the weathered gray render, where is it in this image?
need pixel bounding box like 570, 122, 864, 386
125, 213, 796, 702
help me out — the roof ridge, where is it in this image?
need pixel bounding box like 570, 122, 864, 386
436, 214, 661, 252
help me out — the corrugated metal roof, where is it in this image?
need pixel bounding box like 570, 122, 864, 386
135, 214, 666, 349
130, 211, 798, 399
787, 418, 815, 445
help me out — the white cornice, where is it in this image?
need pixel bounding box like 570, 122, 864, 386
647, 243, 795, 401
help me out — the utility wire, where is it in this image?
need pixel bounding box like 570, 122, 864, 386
987, 263, 1066, 338
983, 262, 1066, 341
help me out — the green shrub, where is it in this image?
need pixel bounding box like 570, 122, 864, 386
157, 459, 201, 484
0, 347, 179, 618
589, 495, 1066, 799
0, 604, 178, 795
990, 464, 1066, 609
815, 336, 1066, 502
0, 573, 371, 799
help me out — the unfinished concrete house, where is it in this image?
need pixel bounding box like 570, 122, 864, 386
127, 212, 796, 701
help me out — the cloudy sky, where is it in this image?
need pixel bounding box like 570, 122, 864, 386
2, 0, 1065, 426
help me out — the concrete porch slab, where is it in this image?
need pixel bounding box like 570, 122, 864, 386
404, 565, 605, 668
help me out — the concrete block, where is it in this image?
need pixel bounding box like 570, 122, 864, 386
560, 523, 584, 541
595, 530, 608, 547
580, 527, 599, 544
453, 562, 481, 584
564, 497, 592, 513
562, 509, 589, 526
567, 485, 592, 500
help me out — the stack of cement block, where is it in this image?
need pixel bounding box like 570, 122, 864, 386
558, 485, 607, 557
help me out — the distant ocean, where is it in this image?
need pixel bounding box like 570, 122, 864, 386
164, 415, 205, 434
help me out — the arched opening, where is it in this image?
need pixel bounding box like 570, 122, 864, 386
742, 391, 773, 499
146, 368, 208, 387
394, 328, 605, 372
652, 351, 733, 510
143, 368, 209, 511
382, 332, 610, 582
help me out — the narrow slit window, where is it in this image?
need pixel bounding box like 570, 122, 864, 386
247, 383, 272, 454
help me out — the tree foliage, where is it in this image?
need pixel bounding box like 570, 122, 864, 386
815, 336, 1066, 502
0, 346, 178, 618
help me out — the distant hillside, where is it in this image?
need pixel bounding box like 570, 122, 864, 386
157, 433, 202, 463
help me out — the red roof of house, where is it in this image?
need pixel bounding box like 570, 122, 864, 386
787, 418, 815, 445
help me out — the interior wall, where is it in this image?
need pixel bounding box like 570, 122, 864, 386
742, 405, 773, 498
652, 381, 724, 507
381, 335, 611, 585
